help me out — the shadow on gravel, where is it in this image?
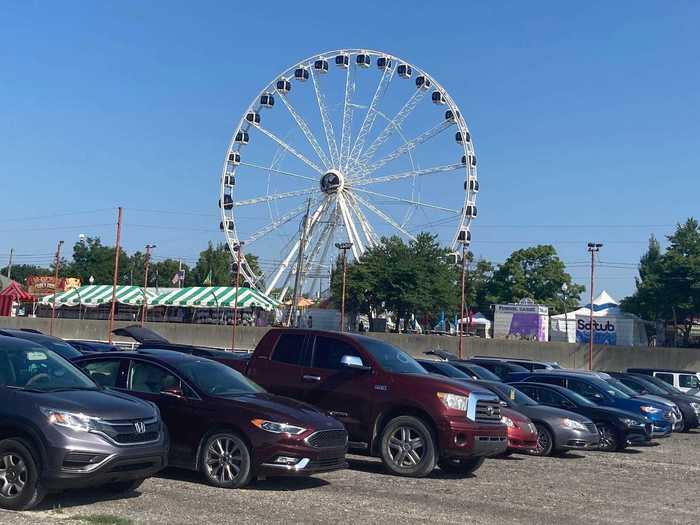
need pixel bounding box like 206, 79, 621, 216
550, 452, 586, 460
156, 467, 329, 491
346, 458, 477, 481
35, 487, 141, 512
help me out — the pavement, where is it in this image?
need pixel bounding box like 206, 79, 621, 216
5, 431, 700, 525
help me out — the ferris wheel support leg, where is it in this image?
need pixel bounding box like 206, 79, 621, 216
337, 193, 363, 260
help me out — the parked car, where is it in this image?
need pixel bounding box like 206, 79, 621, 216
603, 372, 700, 432
417, 360, 537, 454
512, 382, 652, 451
518, 371, 674, 437
464, 380, 600, 456
0, 335, 168, 510
471, 356, 562, 372
67, 340, 121, 353
74, 349, 348, 488
423, 350, 510, 381
226, 329, 508, 477
0, 329, 84, 361
463, 358, 530, 382
626, 368, 700, 397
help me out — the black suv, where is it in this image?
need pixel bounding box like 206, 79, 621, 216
0, 329, 83, 361
0, 335, 168, 510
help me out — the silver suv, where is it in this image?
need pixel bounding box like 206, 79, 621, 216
0, 335, 168, 510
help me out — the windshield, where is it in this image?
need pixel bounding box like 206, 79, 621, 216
624, 377, 669, 396
453, 363, 501, 382
564, 389, 597, 407
595, 379, 631, 399
489, 383, 537, 406
178, 358, 263, 397
0, 339, 97, 391
360, 338, 427, 374
641, 375, 682, 394
432, 363, 471, 379
605, 377, 639, 397
12, 333, 83, 360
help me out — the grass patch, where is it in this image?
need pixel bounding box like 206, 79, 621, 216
70, 515, 134, 525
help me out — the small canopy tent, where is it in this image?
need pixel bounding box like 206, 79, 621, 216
0, 281, 34, 317
550, 291, 648, 346
457, 313, 492, 338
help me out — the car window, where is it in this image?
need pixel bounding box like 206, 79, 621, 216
530, 363, 546, 370
360, 338, 427, 374
679, 374, 700, 389
535, 388, 570, 408
82, 359, 122, 388
529, 375, 566, 387
128, 361, 180, 394
312, 337, 362, 370
566, 379, 603, 400
654, 372, 674, 385
271, 334, 306, 366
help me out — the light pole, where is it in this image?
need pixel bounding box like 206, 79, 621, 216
49, 240, 64, 336
335, 242, 353, 332
458, 241, 470, 359
140, 244, 156, 327
587, 242, 603, 370
231, 242, 244, 351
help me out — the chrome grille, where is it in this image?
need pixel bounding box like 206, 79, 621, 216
94, 417, 161, 446
475, 399, 501, 423
306, 429, 348, 448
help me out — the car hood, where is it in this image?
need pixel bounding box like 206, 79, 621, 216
213, 393, 344, 429
585, 405, 649, 423
515, 403, 592, 424
396, 373, 498, 399
635, 394, 676, 408
27, 389, 157, 420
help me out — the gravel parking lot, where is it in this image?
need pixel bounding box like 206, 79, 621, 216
5, 431, 699, 525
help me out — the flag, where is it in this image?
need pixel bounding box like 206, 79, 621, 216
203, 270, 212, 286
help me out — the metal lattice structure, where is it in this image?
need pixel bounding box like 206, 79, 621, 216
219, 49, 478, 302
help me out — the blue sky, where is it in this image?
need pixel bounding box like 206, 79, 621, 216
1, 1, 698, 301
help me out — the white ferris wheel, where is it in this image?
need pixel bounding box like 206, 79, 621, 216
219, 49, 478, 301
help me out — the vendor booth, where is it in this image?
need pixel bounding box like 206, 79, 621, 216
494, 299, 549, 341
0, 281, 34, 317
550, 291, 648, 346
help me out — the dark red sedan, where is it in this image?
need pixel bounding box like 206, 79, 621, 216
74, 349, 348, 488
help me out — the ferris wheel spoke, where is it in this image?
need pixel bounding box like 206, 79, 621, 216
234, 186, 317, 207
339, 64, 355, 172
244, 199, 318, 245
354, 120, 453, 178
353, 193, 417, 241
350, 88, 429, 171
348, 62, 395, 166
256, 125, 324, 174
278, 94, 331, 169
337, 193, 363, 259
310, 67, 340, 168
346, 192, 379, 247
351, 163, 463, 187
238, 162, 317, 182
350, 187, 460, 213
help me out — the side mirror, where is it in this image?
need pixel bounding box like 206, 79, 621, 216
161, 386, 185, 399
340, 355, 371, 371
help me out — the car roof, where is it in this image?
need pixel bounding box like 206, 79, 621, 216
466, 358, 529, 370
471, 355, 559, 365
0, 328, 64, 343
0, 333, 48, 349
627, 367, 698, 374
76, 348, 204, 366
512, 381, 572, 393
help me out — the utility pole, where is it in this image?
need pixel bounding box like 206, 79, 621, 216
108, 207, 123, 343
6, 248, 13, 279
49, 240, 64, 336
287, 199, 311, 327
335, 242, 353, 332
231, 242, 244, 351
140, 244, 156, 326
458, 237, 471, 359
587, 242, 603, 370
178, 260, 183, 288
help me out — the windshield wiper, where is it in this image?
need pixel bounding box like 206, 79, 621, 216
6, 385, 46, 393
46, 386, 100, 392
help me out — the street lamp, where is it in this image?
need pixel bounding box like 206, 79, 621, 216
335, 242, 353, 332
231, 242, 244, 351
586, 242, 603, 370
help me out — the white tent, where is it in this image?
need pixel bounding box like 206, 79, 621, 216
456, 312, 492, 338
550, 291, 648, 346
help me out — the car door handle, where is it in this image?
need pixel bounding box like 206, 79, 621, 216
303, 374, 321, 383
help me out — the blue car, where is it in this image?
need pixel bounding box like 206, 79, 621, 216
517, 370, 674, 437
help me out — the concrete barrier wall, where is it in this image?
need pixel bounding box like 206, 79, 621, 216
2, 317, 699, 372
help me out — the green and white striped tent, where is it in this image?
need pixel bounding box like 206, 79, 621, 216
39, 285, 158, 307
149, 286, 279, 311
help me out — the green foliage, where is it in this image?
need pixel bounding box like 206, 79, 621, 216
188, 242, 262, 287
69, 237, 129, 285
0, 264, 52, 285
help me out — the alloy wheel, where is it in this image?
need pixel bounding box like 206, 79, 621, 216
534, 427, 552, 456
387, 426, 426, 468
205, 437, 243, 483
0, 453, 28, 499
596, 424, 617, 451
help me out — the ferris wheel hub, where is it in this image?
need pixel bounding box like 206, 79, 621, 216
320, 169, 345, 194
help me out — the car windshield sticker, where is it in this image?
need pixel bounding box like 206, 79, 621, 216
27, 351, 48, 361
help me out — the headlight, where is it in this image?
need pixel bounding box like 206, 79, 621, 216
689, 402, 700, 414
436, 392, 468, 412
40, 407, 100, 432
640, 406, 660, 415
619, 417, 644, 427
500, 416, 515, 428
251, 419, 306, 435
560, 418, 587, 431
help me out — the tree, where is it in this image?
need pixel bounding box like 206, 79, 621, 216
189, 242, 263, 288
486, 245, 582, 312
0, 264, 52, 285
621, 235, 664, 321
68, 237, 129, 285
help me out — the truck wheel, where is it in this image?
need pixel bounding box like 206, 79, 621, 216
200, 433, 253, 488
380, 416, 436, 478
104, 478, 145, 493
0, 439, 45, 511
531, 424, 554, 456
438, 456, 484, 475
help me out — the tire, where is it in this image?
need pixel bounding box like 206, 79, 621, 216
0, 438, 45, 511
438, 456, 484, 475
595, 423, 621, 452
530, 424, 554, 456
199, 433, 252, 489
379, 416, 436, 478
104, 478, 145, 493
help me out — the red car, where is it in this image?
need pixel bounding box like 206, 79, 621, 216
500, 407, 538, 454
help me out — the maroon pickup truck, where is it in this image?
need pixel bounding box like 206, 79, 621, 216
228, 328, 507, 477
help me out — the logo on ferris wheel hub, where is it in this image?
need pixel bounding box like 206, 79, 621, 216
320, 170, 344, 194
